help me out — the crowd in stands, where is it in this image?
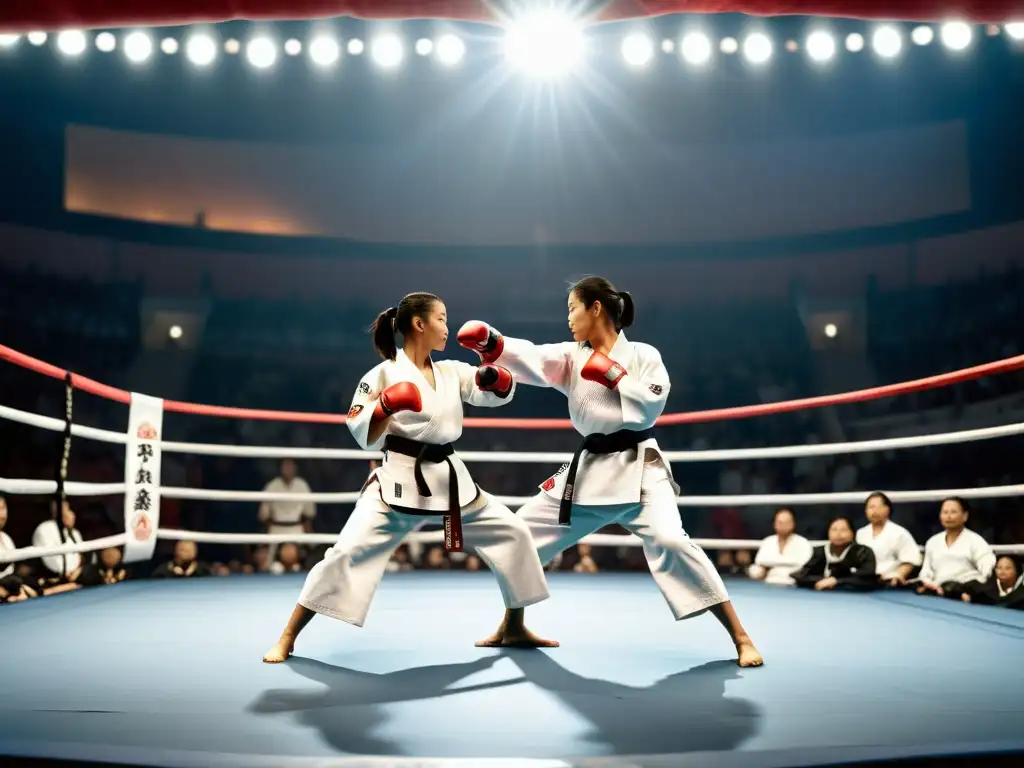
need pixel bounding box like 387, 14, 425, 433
1, 263, 1024, 608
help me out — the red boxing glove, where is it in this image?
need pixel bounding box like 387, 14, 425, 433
456, 321, 504, 363
372, 381, 423, 422
580, 351, 627, 390
476, 364, 513, 398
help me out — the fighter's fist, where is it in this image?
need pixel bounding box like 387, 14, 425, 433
374, 381, 423, 421
476, 364, 513, 397
457, 321, 504, 363
580, 351, 627, 389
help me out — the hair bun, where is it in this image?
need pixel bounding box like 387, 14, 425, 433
386, 306, 399, 318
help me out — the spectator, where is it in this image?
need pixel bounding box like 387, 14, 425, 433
916, 497, 996, 600
793, 517, 877, 592
0, 496, 14, 580
423, 546, 450, 570
463, 554, 482, 572
31, 500, 86, 592
80, 547, 129, 587
855, 492, 922, 587
386, 545, 413, 573
748, 508, 813, 586
270, 543, 304, 574
573, 543, 599, 573
966, 556, 1024, 609
258, 459, 315, 559
152, 540, 210, 578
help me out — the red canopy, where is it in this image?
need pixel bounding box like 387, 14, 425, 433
0, 0, 1021, 32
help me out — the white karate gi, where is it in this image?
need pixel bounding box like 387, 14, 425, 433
493, 332, 729, 620
0, 531, 15, 579
919, 528, 996, 587
32, 520, 84, 576
750, 534, 814, 586
856, 521, 922, 580
298, 350, 549, 626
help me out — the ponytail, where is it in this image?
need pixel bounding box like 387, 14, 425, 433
617, 291, 635, 329
370, 306, 399, 361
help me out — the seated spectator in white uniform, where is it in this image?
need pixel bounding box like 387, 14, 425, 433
748, 507, 813, 586
31, 500, 86, 593
856, 492, 922, 587
258, 459, 315, 559
916, 497, 996, 601
270, 542, 304, 575
0, 496, 15, 580
793, 516, 878, 592
966, 556, 1024, 610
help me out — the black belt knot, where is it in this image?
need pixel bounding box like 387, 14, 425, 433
558, 428, 654, 526
384, 435, 462, 551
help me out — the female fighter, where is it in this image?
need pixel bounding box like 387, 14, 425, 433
457, 276, 763, 667
263, 292, 550, 663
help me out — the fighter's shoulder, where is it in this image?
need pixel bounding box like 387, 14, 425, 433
630, 341, 664, 363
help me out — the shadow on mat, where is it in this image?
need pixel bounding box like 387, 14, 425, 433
247, 655, 520, 755
499, 651, 762, 755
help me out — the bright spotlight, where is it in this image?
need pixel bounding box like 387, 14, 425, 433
1007, 23, 1024, 40
246, 37, 277, 69
660, 39, 674, 54
371, 34, 404, 68
846, 33, 865, 52
347, 39, 364, 55
225, 39, 241, 55
161, 38, 179, 55
284, 39, 302, 56
872, 26, 902, 58
743, 33, 773, 64
415, 38, 433, 56
95, 32, 116, 52
911, 25, 934, 45
56, 30, 87, 56
806, 31, 836, 62
504, 12, 586, 78
720, 37, 739, 54
436, 34, 465, 66
680, 32, 712, 65
824, 323, 838, 339
169, 325, 183, 340
124, 31, 153, 63
621, 33, 654, 68
309, 35, 340, 66
0, 34, 21, 48
186, 34, 217, 66
28, 32, 48, 46
940, 21, 973, 51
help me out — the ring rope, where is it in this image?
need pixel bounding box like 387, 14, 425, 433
3, 401, 1023, 463
2, 477, 1023, 507
2, 527, 1022, 565
3, 342, 1023, 429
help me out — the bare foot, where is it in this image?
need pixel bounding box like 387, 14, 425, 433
262, 637, 295, 664
736, 639, 763, 668
475, 626, 560, 648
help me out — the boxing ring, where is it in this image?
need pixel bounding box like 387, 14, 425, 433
2, 342, 1024, 768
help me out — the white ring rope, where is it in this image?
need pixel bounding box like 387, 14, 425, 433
3, 477, 1024, 507
3, 528, 1023, 564
3, 402, 1024, 463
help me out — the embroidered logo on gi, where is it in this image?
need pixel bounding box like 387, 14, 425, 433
358, 382, 371, 395
542, 463, 569, 492
394, 483, 402, 499
648, 384, 663, 396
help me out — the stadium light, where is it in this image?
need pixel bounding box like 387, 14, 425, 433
57, 30, 87, 57
347, 39, 365, 56
504, 11, 586, 78
1007, 23, 1024, 40
621, 33, 654, 68
186, 33, 217, 66
912, 25, 935, 45
415, 38, 433, 56
95, 32, 116, 52
680, 32, 712, 65
27, 32, 48, 46
0, 34, 21, 49
806, 31, 836, 62
846, 33, 865, 52
309, 35, 340, 67
123, 31, 153, 63
872, 26, 903, 58
940, 22, 973, 51
161, 38, 179, 55
284, 39, 302, 56
436, 34, 465, 66
371, 34, 405, 68
720, 37, 739, 54
246, 37, 277, 69
743, 33, 773, 64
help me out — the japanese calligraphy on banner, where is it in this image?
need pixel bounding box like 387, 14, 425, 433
123, 393, 164, 563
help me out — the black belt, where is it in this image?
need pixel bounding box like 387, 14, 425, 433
384, 435, 464, 552
559, 428, 654, 526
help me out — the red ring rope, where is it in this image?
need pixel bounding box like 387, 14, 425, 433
3, 342, 1023, 429
0, 1, 1018, 32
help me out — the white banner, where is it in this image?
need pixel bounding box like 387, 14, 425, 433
122, 393, 164, 563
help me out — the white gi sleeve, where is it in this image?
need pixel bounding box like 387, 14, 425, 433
918, 540, 936, 583
452, 361, 517, 408
616, 344, 671, 428
896, 529, 923, 567
972, 536, 997, 580
495, 337, 575, 393
753, 539, 774, 567
346, 363, 387, 450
